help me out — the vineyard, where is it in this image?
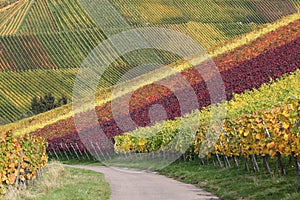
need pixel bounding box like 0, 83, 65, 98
0, 12, 299, 124
28, 18, 300, 148
0, 0, 299, 198
0, 0, 299, 124
115, 94, 300, 173
0, 0, 297, 73
46, 67, 300, 159
0, 0, 300, 198
0, 131, 47, 195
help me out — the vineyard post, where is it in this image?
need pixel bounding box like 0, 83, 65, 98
249, 155, 256, 172
91, 142, 100, 160
15, 151, 23, 190
249, 121, 260, 172
95, 142, 106, 160
60, 143, 69, 160
197, 145, 204, 165
82, 147, 91, 160
244, 158, 250, 172
46, 149, 52, 159
25, 179, 29, 189
224, 155, 231, 168
262, 156, 272, 174
36, 170, 40, 181
70, 143, 80, 160
216, 154, 223, 168
278, 120, 287, 175
262, 120, 273, 173
56, 144, 64, 159
74, 143, 84, 159
276, 152, 286, 175
233, 156, 239, 167
233, 127, 242, 168
213, 127, 226, 167
147, 150, 151, 160
64, 143, 74, 159
212, 155, 216, 166
199, 155, 205, 165
89, 143, 97, 161
222, 128, 232, 168
277, 149, 287, 174
218, 139, 230, 168
252, 154, 260, 172
47, 149, 54, 158
22, 180, 26, 190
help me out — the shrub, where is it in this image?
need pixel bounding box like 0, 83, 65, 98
30, 93, 68, 115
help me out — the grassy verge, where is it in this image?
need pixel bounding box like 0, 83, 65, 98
159, 160, 300, 200
54, 156, 300, 199
55, 158, 104, 166
3, 161, 110, 200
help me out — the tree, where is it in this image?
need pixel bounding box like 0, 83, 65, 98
44, 93, 55, 111
29, 93, 68, 116
38, 97, 46, 113
30, 96, 40, 115
57, 95, 68, 106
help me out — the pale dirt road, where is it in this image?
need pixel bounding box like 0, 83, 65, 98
67, 165, 220, 200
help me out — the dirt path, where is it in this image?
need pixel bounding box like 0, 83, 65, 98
67, 165, 219, 200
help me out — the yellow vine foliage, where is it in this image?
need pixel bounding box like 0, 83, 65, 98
0, 131, 48, 195
115, 98, 300, 159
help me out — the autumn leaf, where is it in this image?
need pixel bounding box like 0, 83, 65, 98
267, 142, 275, 149
244, 131, 250, 137
255, 134, 262, 140
8, 174, 16, 185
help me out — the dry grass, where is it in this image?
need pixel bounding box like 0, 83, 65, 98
3, 161, 68, 200
2, 161, 110, 200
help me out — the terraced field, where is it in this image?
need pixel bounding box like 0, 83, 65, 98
1, 19, 299, 124
0, 11, 299, 129
0, 1, 299, 124
0, 1, 299, 198
22, 19, 300, 150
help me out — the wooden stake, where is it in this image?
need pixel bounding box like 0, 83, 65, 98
276, 152, 286, 175
263, 156, 272, 174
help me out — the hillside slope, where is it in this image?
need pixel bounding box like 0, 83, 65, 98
1, 14, 299, 131
0, 0, 299, 71
24, 19, 300, 148
0, 12, 299, 124
0, 0, 299, 124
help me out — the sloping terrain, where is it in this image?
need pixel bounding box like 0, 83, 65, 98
0, 12, 299, 123
26, 19, 300, 151
1, 12, 299, 132
0, 0, 299, 125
